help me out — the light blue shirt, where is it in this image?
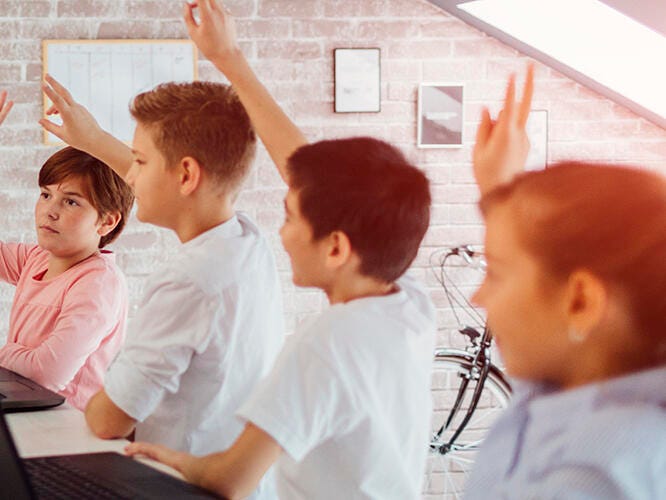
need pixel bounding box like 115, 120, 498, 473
465, 365, 666, 499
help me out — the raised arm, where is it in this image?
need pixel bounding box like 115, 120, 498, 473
0, 90, 14, 125
472, 64, 534, 195
39, 75, 134, 179
183, 0, 307, 184
126, 422, 282, 500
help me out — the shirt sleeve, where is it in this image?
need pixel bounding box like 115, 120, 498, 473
0, 265, 124, 391
0, 242, 34, 285
237, 334, 359, 461
104, 272, 218, 422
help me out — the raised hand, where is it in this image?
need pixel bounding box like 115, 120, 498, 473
39, 74, 105, 152
0, 90, 14, 126
473, 64, 534, 195
40, 74, 133, 178
183, 0, 239, 71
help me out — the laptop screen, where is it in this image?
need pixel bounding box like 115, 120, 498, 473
0, 407, 34, 499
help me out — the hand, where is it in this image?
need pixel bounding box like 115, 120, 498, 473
0, 90, 14, 126
125, 441, 195, 477
472, 64, 534, 195
39, 74, 105, 152
183, 0, 240, 70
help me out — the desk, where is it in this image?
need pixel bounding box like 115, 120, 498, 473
6, 404, 182, 478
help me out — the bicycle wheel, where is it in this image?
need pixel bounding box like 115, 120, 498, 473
423, 352, 511, 500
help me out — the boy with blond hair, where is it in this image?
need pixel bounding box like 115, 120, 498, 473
41, 76, 284, 498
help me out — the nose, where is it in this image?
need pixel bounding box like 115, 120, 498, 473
125, 164, 137, 189
471, 283, 485, 307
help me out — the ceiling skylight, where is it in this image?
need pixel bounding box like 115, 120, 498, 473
435, 0, 666, 128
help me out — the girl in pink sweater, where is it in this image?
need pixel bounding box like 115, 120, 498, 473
0, 128, 134, 410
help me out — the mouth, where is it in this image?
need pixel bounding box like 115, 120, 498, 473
39, 225, 59, 234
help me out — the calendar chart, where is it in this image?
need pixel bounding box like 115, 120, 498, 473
43, 40, 197, 144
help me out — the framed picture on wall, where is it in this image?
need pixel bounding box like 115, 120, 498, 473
417, 83, 464, 148
334, 48, 381, 113
525, 109, 548, 170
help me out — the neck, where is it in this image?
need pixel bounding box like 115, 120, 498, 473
326, 274, 397, 305
45, 248, 99, 280
172, 196, 236, 243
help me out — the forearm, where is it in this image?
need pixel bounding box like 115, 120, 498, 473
0, 342, 78, 391
212, 50, 307, 184
81, 130, 134, 179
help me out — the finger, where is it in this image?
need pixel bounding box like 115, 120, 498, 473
474, 107, 492, 146
517, 63, 535, 128
502, 74, 516, 122
0, 90, 7, 108
42, 82, 68, 111
183, 1, 198, 32
46, 104, 60, 116
0, 100, 13, 121
197, 0, 212, 20
39, 118, 65, 138
44, 74, 75, 105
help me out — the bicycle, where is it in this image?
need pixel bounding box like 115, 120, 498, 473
423, 246, 512, 500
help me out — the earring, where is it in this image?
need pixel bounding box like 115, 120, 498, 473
568, 326, 586, 343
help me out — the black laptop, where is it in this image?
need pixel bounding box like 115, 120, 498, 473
0, 407, 216, 499
0, 367, 65, 412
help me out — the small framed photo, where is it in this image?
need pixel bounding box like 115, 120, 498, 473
334, 48, 381, 113
525, 110, 548, 170
417, 83, 464, 148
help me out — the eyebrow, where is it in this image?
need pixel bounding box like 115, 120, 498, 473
131, 149, 144, 156
61, 191, 85, 198
41, 185, 85, 198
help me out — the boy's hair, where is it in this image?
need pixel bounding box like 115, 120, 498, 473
287, 137, 431, 283
130, 81, 256, 194
39, 146, 135, 249
480, 162, 666, 357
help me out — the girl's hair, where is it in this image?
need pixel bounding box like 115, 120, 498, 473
39, 147, 134, 248
480, 162, 666, 357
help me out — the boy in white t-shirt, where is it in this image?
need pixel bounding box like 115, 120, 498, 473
125, 2, 436, 499
40, 74, 284, 498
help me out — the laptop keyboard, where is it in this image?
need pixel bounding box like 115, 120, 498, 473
24, 456, 138, 499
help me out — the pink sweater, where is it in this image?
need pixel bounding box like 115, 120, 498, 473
0, 243, 127, 410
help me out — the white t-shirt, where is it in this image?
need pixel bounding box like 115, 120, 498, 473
238, 275, 436, 500
105, 213, 284, 496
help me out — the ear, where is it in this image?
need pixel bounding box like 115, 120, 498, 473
177, 156, 203, 196
324, 230, 354, 270
97, 211, 122, 237
565, 270, 608, 340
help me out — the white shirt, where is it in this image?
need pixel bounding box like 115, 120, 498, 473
238, 275, 436, 500
105, 212, 284, 454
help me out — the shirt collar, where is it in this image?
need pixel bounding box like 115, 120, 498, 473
181, 214, 243, 250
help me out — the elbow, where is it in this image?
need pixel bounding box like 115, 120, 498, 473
85, 411, 122, 439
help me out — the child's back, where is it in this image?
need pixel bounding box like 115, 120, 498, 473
240, 274, 434, 498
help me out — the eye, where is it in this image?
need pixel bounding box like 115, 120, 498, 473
65, 198, 80, 207
40, 191, 50, 200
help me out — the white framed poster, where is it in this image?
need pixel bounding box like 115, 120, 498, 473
417, 83, 464, 148
334, 48, 381, 113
